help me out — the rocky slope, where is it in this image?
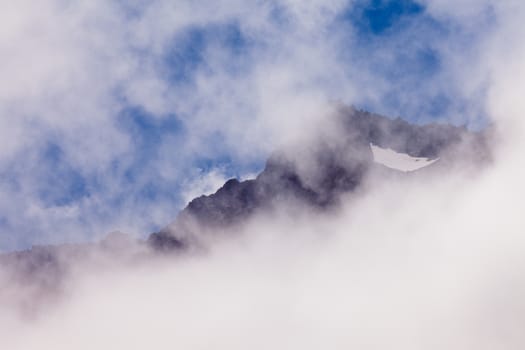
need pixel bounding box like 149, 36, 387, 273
0, 106, 491, 309
149, 106, 490, 250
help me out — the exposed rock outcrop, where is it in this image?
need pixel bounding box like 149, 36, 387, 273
149, 106, 490, 249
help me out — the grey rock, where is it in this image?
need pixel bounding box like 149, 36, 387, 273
149, 106, 490, 249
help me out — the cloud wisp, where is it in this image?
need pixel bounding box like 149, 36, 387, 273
0, 0, 502, 251
1, 1, 525, 349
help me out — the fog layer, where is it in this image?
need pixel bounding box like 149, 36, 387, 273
2, 1, 525, 349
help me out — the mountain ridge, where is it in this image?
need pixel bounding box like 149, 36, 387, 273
148, 105, 490, 250
0, 106, 491, 309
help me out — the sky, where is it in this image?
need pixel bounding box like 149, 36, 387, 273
0, 0, 500, 251
3, 1, 525, 348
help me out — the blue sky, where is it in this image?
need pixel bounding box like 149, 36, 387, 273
0, 0, 496, 251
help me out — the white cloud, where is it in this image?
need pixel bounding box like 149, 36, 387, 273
180, 167, 231, 205
0, 0, 363, 249
2, 1, 525, 347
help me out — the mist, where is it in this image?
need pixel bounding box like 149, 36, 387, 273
2, 138, 525, 349
2, 0, 525, 349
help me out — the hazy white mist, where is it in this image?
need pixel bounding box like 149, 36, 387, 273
1, 0, 525, 349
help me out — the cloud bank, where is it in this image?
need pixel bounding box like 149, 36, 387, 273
0, 0, 501, 251
1, 0, 525, 348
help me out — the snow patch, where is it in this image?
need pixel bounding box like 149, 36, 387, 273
370, 143, 439, 172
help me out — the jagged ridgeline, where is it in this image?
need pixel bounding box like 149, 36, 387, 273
149, 106, 490, 250
1, 106, 490, 294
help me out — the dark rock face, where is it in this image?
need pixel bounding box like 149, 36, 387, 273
341, 107, 489, 161
147, 231, 185, 251
2, 106, 491, 262
0, 106, 490, 312
149, 106, 490, 248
